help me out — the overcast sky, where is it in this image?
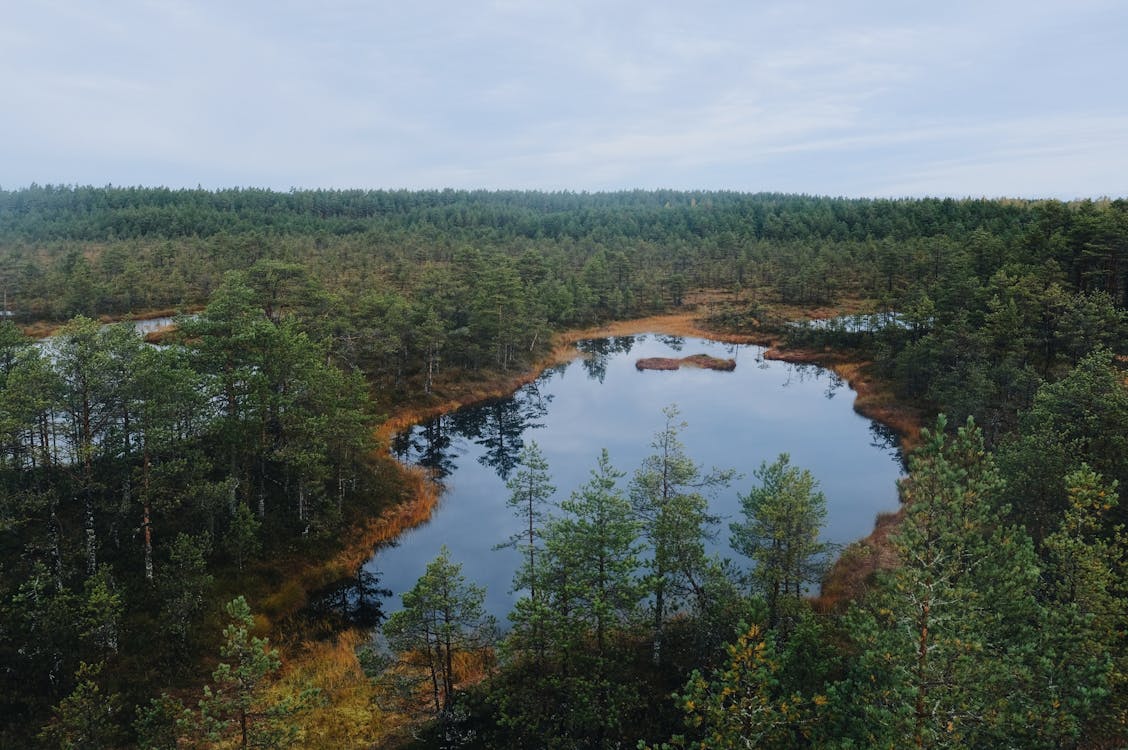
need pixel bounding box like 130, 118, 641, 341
2, 1, 1125, 198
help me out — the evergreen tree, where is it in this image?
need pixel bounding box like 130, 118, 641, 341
382, 546, 496, 722
730, 453, 830, 629
545, 449, 646, 745
834, 417, 1051, 749
1040, 465, 1127, 744
497, 441, 555, 599
196, 596, 309, 749
631, 405, 733, 665
649, 624, 825, 750
37, 661, 122, 750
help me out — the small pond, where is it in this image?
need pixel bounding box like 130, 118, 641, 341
366, 334, 903, 619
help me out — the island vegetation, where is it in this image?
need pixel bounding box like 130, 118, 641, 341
0, 186, 1124, 748
635, 354, 736, 371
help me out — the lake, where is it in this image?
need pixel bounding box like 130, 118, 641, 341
366, 334, 904, 619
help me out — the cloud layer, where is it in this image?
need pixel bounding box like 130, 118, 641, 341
2, 1, 1125, 198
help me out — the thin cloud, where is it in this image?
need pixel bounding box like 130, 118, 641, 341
0, 1, 1125, 197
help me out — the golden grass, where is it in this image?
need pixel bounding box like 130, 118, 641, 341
21, 306, 203, 340
334, 464, 441, 571
19, 320, 60, 338
267, 629, 410, 749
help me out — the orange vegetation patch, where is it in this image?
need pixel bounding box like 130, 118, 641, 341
142, 325, 177, 345
635, 354, 736, 371
816, 508, 904, 612
19, 320, 58, 339
271, 629, 410, 748
555, 309, 773, 347
681, 353, 736, 371
636, 357, 681, 371
312, 462, 441, 590
255, 461, 443, 627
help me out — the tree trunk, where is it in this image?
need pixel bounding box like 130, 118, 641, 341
143, 446, 153, 581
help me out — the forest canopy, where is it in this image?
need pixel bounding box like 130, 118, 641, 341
0, 186, 1125, 748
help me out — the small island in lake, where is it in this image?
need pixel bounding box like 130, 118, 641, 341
636, 353, 736, 372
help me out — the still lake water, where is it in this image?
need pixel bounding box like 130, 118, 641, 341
366, 335, 904, 619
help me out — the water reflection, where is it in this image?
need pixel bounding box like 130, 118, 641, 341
374, 334, 905, 620
292, 564, 391, 639
394, 381, 553, 481
576, 335, 638, 383
869, 420, 905, 465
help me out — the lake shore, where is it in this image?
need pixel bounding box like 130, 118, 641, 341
24, 299, 918, 617
373, 303, 924, 613
18, 306, 204, 339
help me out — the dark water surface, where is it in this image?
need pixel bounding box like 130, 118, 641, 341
366, 335, 903, 619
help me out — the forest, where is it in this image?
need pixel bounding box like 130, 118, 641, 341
0, 186, 1125, 748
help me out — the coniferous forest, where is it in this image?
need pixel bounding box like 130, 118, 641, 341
0, 186, 1125, 748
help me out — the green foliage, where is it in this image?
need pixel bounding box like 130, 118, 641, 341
79, 564, 121, 656
225, 501, 262, 572
1041, 465, 1127, 743
497, 441, 555, 665
194, 596, 314, 749
0, 187, 1125, 744
630, 406, 734, 665
730, 453, 830, 628
832, 417, 1070, 749
38, 661, 123, 750
997, 348, 1128, 541
492, 450, 649, 748
157, 532, 214, 666
382, 546, 497, 721
133, 693, 190, 750
659, 624, 823, 750
0, 274, 376, 742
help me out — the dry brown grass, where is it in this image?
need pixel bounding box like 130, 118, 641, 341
268, 629, 409, 749
816, 508, 904, 612
260, 462, 443, 625
636, 354, 736, 371
21, 306, 203, 340
19, 320, 61, 338
340, 464, 441, 565
636, 357, 682, 371
142, 325, 177, 344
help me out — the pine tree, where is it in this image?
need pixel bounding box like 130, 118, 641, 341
197, 596, 308, 749
37, 661, 122, 750
382, 546, 496, 721
1040, 464, 1127, 744
730, 453, 830, 629
631, 405, 732, 665
836, 417, 1048, 749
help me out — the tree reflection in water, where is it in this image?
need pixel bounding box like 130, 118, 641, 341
392, 380, 554, 481
292, 564, 391, 638
391, 414, 457, 479
576, 335, 638, 382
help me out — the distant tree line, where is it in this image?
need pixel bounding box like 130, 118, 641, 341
2, 187, 1124, 409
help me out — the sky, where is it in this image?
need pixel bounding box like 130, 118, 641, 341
2, 1, 1126, 198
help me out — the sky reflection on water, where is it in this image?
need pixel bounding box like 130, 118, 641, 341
369, 334, 903, 619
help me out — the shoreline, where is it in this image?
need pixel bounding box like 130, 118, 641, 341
18, 306, 204, 339
370, 308, 923, 611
